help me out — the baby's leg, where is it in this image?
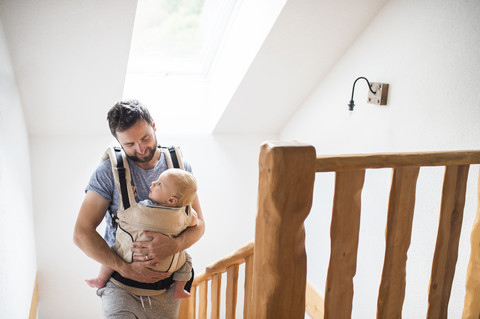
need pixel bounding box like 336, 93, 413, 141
172, 252, 193, 298
86, 265, 114, 289
172, 280, 191, 299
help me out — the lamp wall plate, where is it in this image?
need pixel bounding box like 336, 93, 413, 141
367, 82, 389, 105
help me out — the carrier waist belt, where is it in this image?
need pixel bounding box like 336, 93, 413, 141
111, 271, 174, 291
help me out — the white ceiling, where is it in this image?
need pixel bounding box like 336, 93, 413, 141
0, 0, 389, 136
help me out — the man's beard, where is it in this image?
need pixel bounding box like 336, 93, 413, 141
127, 147, 157, 163
126, 145, 157, 163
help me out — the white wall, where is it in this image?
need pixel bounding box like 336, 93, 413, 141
30, 131, 274, 318
0, 20, 37, 319
279, 0, 480, 318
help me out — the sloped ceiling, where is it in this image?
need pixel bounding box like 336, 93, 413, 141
0, 0, 137, 136
213, 0, 389, 133
0, 0, 389, 136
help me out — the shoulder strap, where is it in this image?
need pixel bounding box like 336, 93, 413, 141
169, 146, 180, 168
103, 146, 137, 214
159, 145, 190, 216
159, 145, 184, 170
114, 147, 131, 210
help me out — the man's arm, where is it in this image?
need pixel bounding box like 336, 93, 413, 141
73, 190, 169, 283
131, 194, 205, 264
188, 209, 198, 227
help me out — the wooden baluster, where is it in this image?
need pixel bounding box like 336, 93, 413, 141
377, 167, 420, 319
178, 298, 189, 319
253, 142, 316, 319
463, 169, 480, 319
427, 165, 469, 318
244, 255, 254, 319
226, 264, 239, 319
211, 274, 222, 319
29, 274, 39, 319
188, 285, 196, 319
324, 170, 365, 319
199, 280, 208, 319
306, 282, 325, 319
178, 285, 197, 319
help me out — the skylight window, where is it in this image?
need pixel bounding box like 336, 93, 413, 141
126, 0, 237, 76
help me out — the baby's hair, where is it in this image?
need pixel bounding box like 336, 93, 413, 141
162, 169, 197, 206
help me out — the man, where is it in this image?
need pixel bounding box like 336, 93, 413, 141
74, 99, 205, 318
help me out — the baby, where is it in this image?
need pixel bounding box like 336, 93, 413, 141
86, 168, 198, 299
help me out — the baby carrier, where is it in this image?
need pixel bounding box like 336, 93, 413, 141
103, 145, 194, 276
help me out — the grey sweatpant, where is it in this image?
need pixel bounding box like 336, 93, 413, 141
97, 281, 181, 319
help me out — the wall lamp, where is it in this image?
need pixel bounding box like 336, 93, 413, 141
348, 76, 389, 111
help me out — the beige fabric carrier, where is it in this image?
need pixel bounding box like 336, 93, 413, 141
103, 146, 193, 273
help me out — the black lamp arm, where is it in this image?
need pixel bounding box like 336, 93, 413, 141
348, 76, 377, 111
350, 76, 376, 101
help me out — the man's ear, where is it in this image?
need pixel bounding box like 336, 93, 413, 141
168, 196, 178, 205
152, 122, 157, 132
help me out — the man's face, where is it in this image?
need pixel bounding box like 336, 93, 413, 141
115, 120, 158, 165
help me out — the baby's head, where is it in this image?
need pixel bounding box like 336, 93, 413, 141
149, 168, 197, 207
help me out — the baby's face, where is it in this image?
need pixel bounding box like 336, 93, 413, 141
149, 172, 176, 204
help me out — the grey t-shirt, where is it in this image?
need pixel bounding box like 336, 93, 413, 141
85, 150, 192, 246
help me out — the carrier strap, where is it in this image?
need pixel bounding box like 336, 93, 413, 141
168, 146, 180, 168
115, 147, 130, 210
160, 145, 184, 170
111, 271, 174, 290
111, 268, 194, 292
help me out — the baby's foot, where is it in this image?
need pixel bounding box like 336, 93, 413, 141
173, 289, 191, 299
85, 278, 106, 289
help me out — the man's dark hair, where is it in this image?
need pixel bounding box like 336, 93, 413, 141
107, 99, 154, 137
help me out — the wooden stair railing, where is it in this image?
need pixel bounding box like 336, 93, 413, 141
314, 149, 480, 319
178, 241, 255, 319
254, 143, 480, 318
182, 142, 480, 318
178, 239, 325, 319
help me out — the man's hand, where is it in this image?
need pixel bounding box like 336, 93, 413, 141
131, 231, 180, 264
120, 261, 171, 283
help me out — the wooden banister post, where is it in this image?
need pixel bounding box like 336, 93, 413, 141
462, 170, 480, 319
253, 141, 316, 319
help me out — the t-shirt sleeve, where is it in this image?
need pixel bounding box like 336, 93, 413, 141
85, 159, 115, 201
183, 160, 193, 174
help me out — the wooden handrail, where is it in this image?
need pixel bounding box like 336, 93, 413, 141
194, 240, 254, 284
316, 150, 480, 172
